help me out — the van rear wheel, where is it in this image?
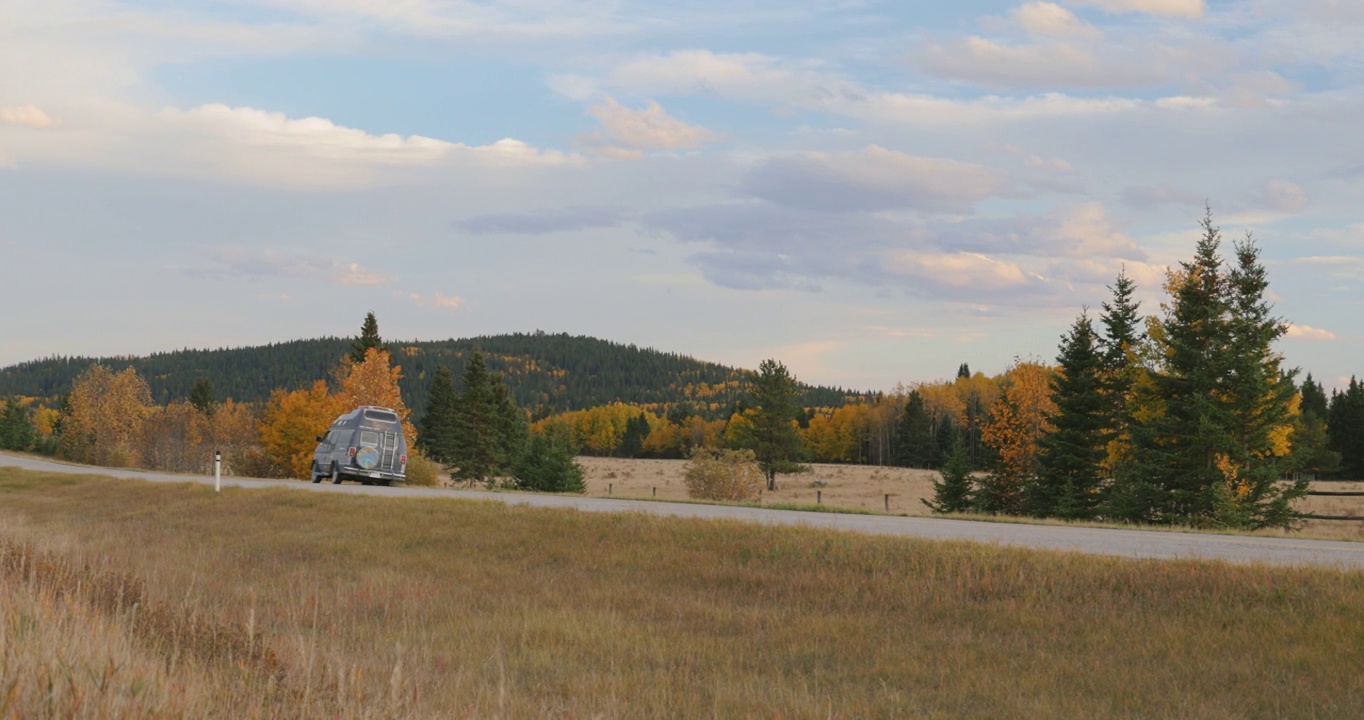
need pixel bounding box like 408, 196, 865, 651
330, 464, 342, 485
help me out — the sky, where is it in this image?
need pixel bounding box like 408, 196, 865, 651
1, 0, 1361, 393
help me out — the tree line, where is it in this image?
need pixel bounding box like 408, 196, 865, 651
0, 332, 854, 418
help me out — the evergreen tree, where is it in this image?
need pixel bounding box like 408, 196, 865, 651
617, 413, 651, 457
1033, 313, 1107, 519
1097, 269, 1142, 468
189, 376, 216, 415
923, 438, 973, 514
449, 350, 525, 487
1135, 210, 1235, 523
956, 363, 971, 380
894, 391, 936, 468
1216, 236, 1306, 527
736, 359, 807, 491
1131, 211, 1304, 528
0, 398, 35, 452
350, 311, 387, 364
416, 366, 459, 463
1329, 378, 1364, 478
1301, 373, 1329, 418
933, 413, 958, 465
513, 423, 586, 493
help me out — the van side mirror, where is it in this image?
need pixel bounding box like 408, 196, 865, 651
315, 435, 324, 442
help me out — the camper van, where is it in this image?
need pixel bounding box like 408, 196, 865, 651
310, 406, 408, 486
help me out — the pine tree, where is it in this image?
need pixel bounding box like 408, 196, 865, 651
1131, 210, 1304, 528
923, 438, 973, 514
189, 377, 216, 415
449, 350, 525, 487
736, 359, 807, 491
417, 366, 458, 463
1329, 378, 1364, 478
894, 391, 936, 468
617, 413, 651, 457
1301, 373, 1329, 418
1216, 236, 1305, 527
350, 311, 387, 364
513, 423, 586, 493
0, 398, 35, 452
956, 363, 971, 380
1033, 313, 1107, 519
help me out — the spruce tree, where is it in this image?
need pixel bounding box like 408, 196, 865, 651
449, 350, 526, 487
350, 311, 387, 364
736, 359, 807, 491
1033, 313, 1107, 519
1329, 379, 1364, 478
0, 398, 35, 452
513, 424, 586, 493
923, 438, 973, 514
1301, 373, 1329, 418
894, 391, 936, 468
417, 366, 459, 463
189, 377, 216, 415
1131, 210, 1305, 528
1135, 209, 1235, 523
617, 413, 651, 457
1217, 236, 1305, 527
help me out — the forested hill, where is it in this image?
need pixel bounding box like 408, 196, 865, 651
0, 333, 856, 417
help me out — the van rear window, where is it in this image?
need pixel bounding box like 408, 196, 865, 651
363, 409, 400, 423
359, 431, 379, 447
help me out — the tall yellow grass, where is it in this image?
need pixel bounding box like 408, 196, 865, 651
3, 467, 1364, 718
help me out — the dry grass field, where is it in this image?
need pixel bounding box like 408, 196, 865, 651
579, 456, 940, 512
4, 467, 1364, 718
579, 456, 1364, 540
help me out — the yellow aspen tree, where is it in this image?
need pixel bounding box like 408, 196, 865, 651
978, 361, 1056, 514
62, 365, 152, 467
258, 381, 346, 479
336, 348, 418, 442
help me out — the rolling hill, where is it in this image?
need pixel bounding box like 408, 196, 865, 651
0, 333, 856, 418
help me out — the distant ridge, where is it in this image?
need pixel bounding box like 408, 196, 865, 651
0, 332, 856, 417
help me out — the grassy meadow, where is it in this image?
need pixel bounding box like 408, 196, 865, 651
4, 466, 1364, 718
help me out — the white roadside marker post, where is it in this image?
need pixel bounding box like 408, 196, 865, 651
214, 450, 222, 493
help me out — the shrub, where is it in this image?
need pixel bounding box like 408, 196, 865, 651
404, 450, 444, 487
513, 427, 586, 493
683, 447, 763, 502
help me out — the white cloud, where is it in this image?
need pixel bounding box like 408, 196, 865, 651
1064, 0, 1204, 18
585, 96, 718, 157
183, 247, 395, 286
0, 149, 14, 169
1286, 324, 1338, 341
939, 202, 1145, 259
143, 104, 575, 187
743, 145, 1007, 213
883, 251, 1035, 291
401, 292, 464, 311
594, 50, 1195, 126
1012, 3, 1103, 38
0, 105, 58, 129
243, 0, 627, 39
337, 262, 394, 286
1256, 180, 1310, 213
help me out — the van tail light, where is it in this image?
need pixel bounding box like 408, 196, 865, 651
348, 447, 356, 457
400, 454, 408, 465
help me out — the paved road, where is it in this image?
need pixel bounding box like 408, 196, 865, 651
4, 451, 1363, 570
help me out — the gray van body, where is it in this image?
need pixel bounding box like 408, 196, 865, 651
310, 406, 408, 486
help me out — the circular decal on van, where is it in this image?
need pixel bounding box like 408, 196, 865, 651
356, 447, 380, 470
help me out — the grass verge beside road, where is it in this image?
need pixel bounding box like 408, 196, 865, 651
3, 466, 1364, 718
